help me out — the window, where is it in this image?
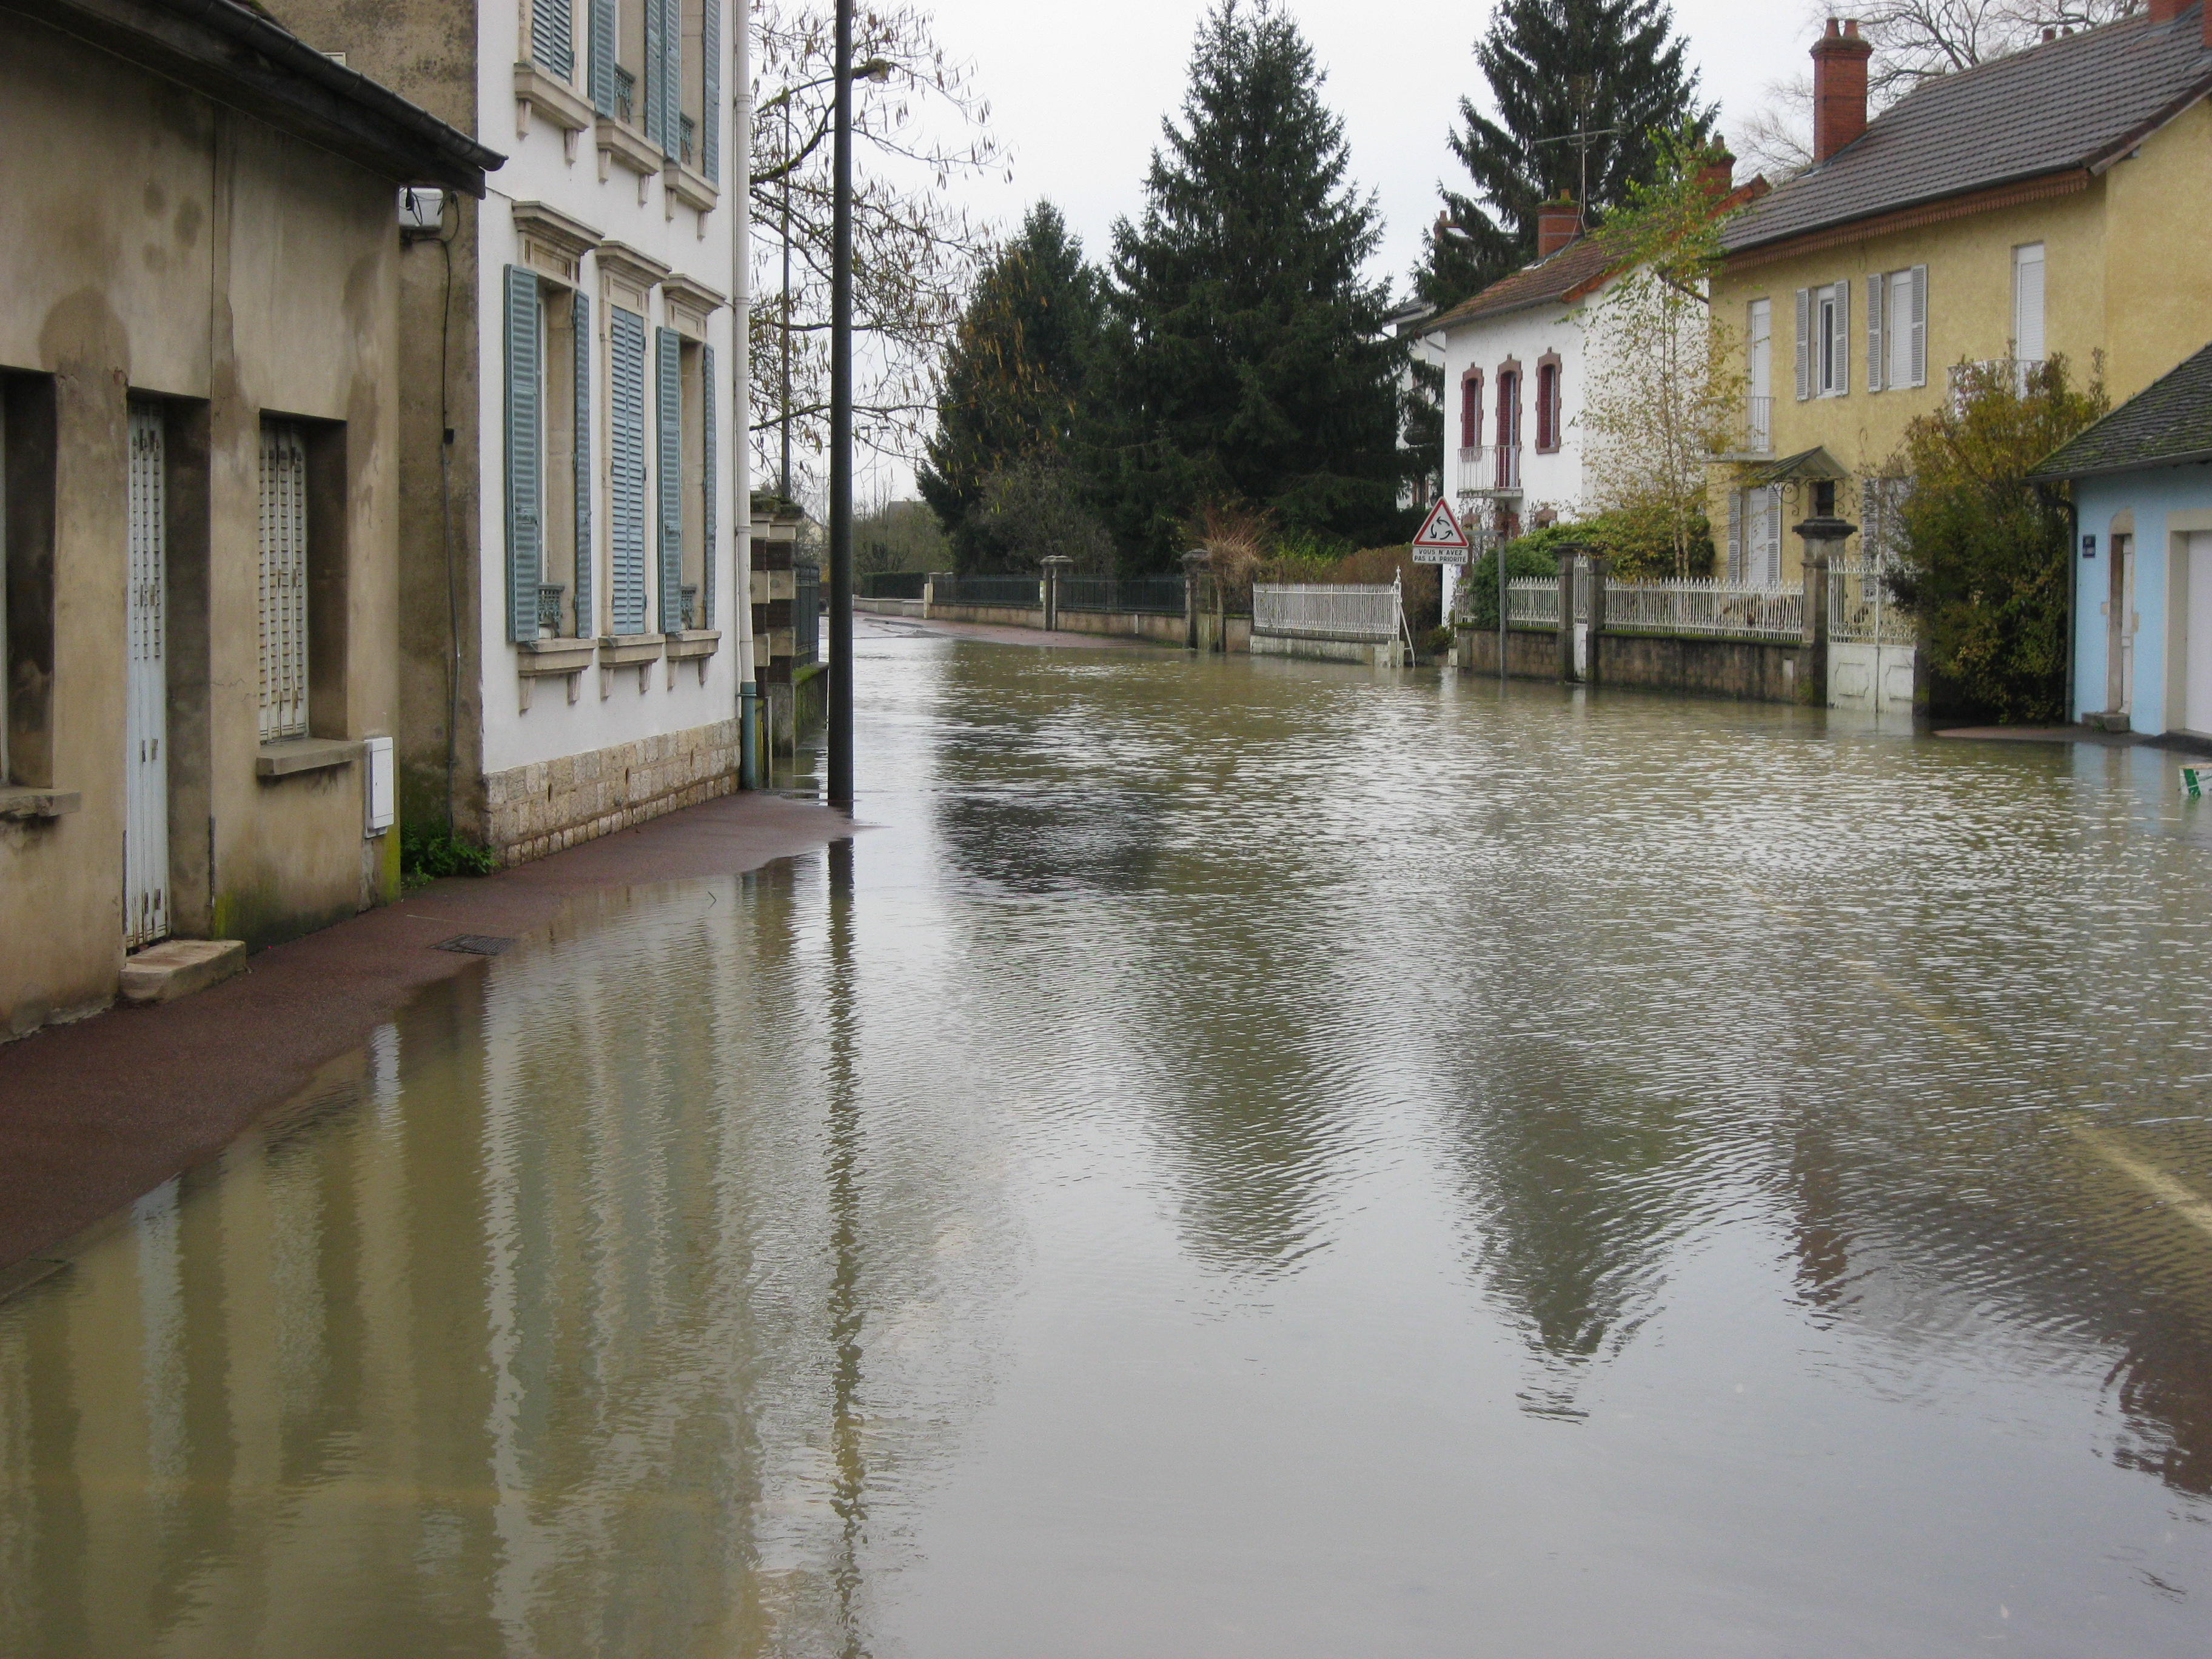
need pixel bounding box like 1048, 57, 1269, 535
2013, 242, 2045, 364
259, 422, 308, 739
1495, 368, 1521, 487
1795, 281, 1849, 398
531, 0, 575, 81
1458, 371, 1482, 451
608, 305, 650, 634
679, 0, 720, 181
1865, 266, 1927, 391
1728, 486, 1783, 586
1533, 357, 1561, 452
1746, 299, 1772, 449
655, 326, 685, 632
2, 372, 57, 791
1861, 475, 1911, 562
504, 266, 591, 643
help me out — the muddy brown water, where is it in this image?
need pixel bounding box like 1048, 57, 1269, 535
5, 627, 2212, 1656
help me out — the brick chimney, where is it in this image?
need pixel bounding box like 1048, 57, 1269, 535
1700, 145, 1737, 198
1811, 18, 1874, 162
1536, 196, 1580, 258
2146, 0, 2184, 22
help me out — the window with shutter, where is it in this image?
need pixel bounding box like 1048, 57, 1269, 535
260, 421, 309, 737
2013, 243, 2045, 363
573, 291, 594, 634
1829, 280, 1849, 395
663, 0, 683, 153
1908, 265, 1928, 387
504, 266, 545, 646
700, 0, 720, 184
657, 326, 684, 633
1727, 490, 1744, 584
1460, 374, 1478, 448
609, 306, 649, 634
700, 341, 716, 628
1866, 273, 1885, 392
531, 0, 575, 79
643, 0, 667, 149
589, 0, 617, 116
1794, 289, 1812, 401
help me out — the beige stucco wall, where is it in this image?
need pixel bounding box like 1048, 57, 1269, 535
1709, 101, 2212, 580
0, 14, 405, 1037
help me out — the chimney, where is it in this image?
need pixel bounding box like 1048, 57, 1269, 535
2147, 0, 2182, 22
1810, 18, 1874, 163
1700, 144, 1737, 198
1536, 196, 1580, 258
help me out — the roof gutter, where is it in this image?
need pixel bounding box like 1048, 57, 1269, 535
1721, 167, 2092, 272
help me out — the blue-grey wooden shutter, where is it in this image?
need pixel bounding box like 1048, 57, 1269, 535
657, 326, 684, 632
663, 0, 683, 154
1909, 265, 1928, 388
531, 0, 574, 79
701, 0, 720, 184
609, 307, 649, 634
1726, 490, 1743, 585
1865, 273, 1885, 392
643, 0, 667, 149
572, 291, 594, 635
588, 0, 617, 115
504, 266, 543, 646
1794, 287, 1812, 401
700, 342, 716, 627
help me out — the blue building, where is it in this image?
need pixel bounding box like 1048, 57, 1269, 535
2036, 343, 2212, 736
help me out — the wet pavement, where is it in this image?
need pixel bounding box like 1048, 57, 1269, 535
4, 626, 2211, 1656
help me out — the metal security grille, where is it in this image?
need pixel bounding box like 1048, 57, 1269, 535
608, 307, 649, 634
126, 403, 169, 948
260, 422, 309, 739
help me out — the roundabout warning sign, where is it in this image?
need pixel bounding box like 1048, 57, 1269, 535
1410, 498, 1470, 565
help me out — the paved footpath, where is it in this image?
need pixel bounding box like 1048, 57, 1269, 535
0, 789, 846, 1280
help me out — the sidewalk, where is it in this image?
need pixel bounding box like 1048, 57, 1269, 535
0, 789, 847, 1279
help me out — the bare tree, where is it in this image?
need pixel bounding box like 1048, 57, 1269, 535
1734, 0, 2140, 179
749, 2, 1002, 504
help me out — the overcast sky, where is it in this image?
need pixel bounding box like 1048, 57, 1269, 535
854, 0, 1818, 500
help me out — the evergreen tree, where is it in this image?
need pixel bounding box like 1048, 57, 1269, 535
918, 202, 1103, 544
1096, 0, 1405, 566
1417, 0, 1715, 309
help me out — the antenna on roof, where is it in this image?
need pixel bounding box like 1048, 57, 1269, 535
1532, 77, 1616, 230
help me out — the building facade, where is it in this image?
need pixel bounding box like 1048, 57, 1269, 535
270, 0, 752, 862
0, 0, 494, 1039
1709, 5, 2212, 596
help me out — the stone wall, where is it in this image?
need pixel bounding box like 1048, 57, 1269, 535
483, 719, 739, 865
1457, 628, 1559, 680
1595, 632, 1806, 702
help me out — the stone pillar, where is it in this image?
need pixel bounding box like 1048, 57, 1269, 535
1585, 554, 1609, 687
1041, 555, 1073, 633
1557, 548, 1579, 683
924, 570, 953, 620
1794, 514, 1853, 706
1183, 549, 1210, 652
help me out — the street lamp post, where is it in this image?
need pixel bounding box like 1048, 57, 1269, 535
827, 0, 856, 809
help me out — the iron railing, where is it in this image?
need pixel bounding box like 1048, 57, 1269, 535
1745, 396, 1774, 454
1057, 574, 1187, 615
1603, 578, 1805, 640
793, 560, 820, 666
1252, 582, 1400, 643
937, 574, 1042, 609
860, 570, 928, 600
1504, 578, 1558, 628
1455, 444, 1523, 495
537, 583, 567, 637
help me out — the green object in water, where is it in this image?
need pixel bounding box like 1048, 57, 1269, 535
2184, 768, 2204, 800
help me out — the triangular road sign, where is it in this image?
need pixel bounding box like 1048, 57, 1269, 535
1412, 497, 1469, 549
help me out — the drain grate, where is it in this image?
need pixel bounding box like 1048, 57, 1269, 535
434, 933, 515, 957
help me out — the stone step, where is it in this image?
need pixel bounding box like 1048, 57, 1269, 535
119, 939, 247, 1007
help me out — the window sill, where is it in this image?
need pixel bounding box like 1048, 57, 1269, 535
595, 117, 663, 182
514, 61, 595, 138
517, 637, 598, 675
663, 628, 721, 662
597, 633, 666, 668
0, 786, 80, 821
663, 159, 718, 213
256, 737, 357, 778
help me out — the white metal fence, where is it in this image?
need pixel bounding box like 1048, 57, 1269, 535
1603, 578, 1804, 640
1252, 581, 1401, 643
1505, 577, 1558, 628
1828, 559, 1915, 645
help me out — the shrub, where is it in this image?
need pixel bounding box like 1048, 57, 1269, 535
400, 823, 498, 889
1457, 528, 1580, 630
1888, 355, 2106, 722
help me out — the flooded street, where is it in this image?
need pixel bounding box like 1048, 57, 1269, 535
5, 625, 2212, 1656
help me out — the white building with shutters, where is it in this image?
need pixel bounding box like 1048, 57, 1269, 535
274, 0, 751, 862
0, 0, 495, 1039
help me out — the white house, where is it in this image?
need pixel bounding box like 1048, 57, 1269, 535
273, 0, 753, 862
1426, 200, 1612, 616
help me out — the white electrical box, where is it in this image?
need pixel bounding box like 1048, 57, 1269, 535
397, 187, 442, 233
363, 735, 394, 836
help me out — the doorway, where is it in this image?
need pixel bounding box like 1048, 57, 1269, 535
2187, 532, 2212, 736
2107, 532, 2134, 720
126, 400, 167, 948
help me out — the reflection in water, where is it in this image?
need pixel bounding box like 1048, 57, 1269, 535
3, 633, 2212, 1655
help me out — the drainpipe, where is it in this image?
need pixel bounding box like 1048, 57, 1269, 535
733, 0, 760, 788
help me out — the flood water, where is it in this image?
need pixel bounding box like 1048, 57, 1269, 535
6, 624, 2212, 1655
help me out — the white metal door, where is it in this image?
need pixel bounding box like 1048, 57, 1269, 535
126, 402, 169, 948
2187, 534, 2212, 735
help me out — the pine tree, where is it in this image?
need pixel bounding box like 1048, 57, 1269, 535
1417, 0, 1715, 309
1095, 0, 1404, 566
917, 202, 1103, 545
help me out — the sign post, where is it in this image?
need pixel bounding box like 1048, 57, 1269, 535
1410, 498, 1470, 565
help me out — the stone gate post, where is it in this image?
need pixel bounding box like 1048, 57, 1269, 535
1794, 514, 1853, 705
1042, 555, 1073, 633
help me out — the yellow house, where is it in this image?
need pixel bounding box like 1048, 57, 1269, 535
1709, 3, 2212, 592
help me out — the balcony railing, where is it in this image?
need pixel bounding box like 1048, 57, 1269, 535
1745, 397, 1773, 455
1455, 444, 1523, 497
679, 114, 697, 167
614, 65, 635, 124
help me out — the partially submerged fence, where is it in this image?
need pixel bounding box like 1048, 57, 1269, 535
1252, 581, 1401, 643
936, 574, 1042, 609
1602, 578, 1804, 642
1827, 559, 1913, 645
1058, 574, 1187, 615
